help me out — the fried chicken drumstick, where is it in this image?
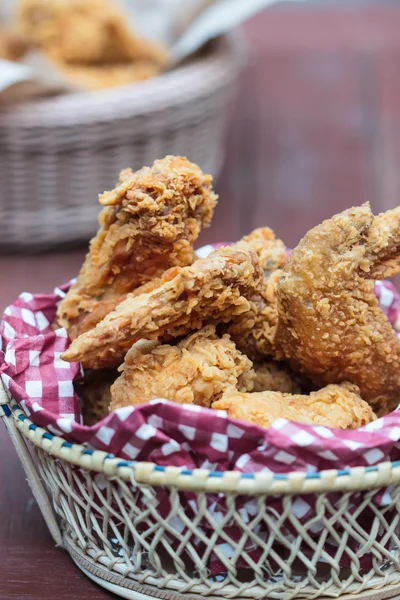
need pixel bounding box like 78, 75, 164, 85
274, 203, 400, 416
62, 246, 263, 369
213, 383, 376, 429
57, 156, 217, 340
110, 325, 255, 411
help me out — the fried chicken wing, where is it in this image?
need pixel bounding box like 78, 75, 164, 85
62, 246, 263, 369
110, 325, 255, 411
213, 383, 376, 429
18, 0, 168, 67
274, 203, 400, 416
57, 156, 217, 339
252, 361, 300, 394
225, 227, 287, 359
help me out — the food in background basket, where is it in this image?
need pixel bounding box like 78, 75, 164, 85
109, 325, 255, 411
274, 203, 400, 417
56, 61, 163, 91
57, 156, 217, 340
62, 245, 263, 368
0, 27, 27, 61
212, 383, 376, 429
16, 0, 169, 90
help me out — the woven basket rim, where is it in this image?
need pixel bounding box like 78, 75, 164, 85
1, 382, 399, 495
0, 33, 245, 128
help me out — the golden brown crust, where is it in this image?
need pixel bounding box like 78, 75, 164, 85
226, 227, 287, 359
110, 325, 255, 411
213, 383, 376, 429
57, 156, 217, 339
274, 203, 400, 416
61, 246, 263, 369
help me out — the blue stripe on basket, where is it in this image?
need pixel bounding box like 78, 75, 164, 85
9, 400, 400, 480
1, 404, 11, 417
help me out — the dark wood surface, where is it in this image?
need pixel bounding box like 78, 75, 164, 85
2, 3, 400, 598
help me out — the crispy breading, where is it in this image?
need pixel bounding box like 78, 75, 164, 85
274, 203, 400, 416
110, 325, 255, 411
252, 361, 300, 394
213, 383, 376, 429
61, 246, 263, 369
226, 227, 287, 359
57, 156, 217, 339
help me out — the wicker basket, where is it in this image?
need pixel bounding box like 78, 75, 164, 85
0, 33, 243, 251
2, 381, 400, 600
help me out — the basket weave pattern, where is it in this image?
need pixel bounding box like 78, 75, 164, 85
0, 35, 242, 249
37, 449, 400, 599
2, 386, 400, 599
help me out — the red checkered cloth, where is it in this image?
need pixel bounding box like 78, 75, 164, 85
1, 244, 400, 473
2, 244, 400, 575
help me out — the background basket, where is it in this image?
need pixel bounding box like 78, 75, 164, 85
0, 33, 243, 251
3, 382, 400, 600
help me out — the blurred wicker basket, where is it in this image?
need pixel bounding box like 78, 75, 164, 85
0, 33, 244, 250
3, 381, 400, 600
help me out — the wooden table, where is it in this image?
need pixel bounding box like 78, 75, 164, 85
2, 4, 400, 598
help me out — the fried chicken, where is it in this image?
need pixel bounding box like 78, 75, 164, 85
57, 156, 217, 339
110, 325, 255, 411
225, 227, 287, 360
18, 0, 168, 67
274, 203, 400, 416
62, 246, 263, 369
0, 28, 28, 61
58, 60, 162, 91
74, 368, 118, 425
213, 383, 376, 429
252, 361, 300, 394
